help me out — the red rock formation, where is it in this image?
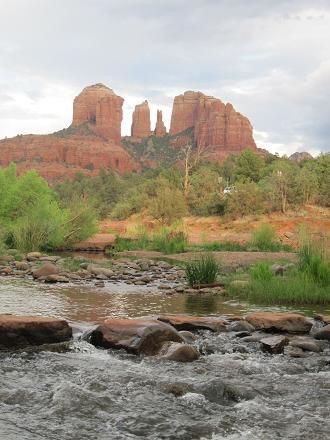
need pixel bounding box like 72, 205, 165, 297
0, 132, 139, 182
154, 110, 167, 136
169, 91, 256, 155
131, 100, 151, 138
72, 83, 123, 143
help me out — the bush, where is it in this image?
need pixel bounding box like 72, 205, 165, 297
152, 227, 187, 254
185, 254, 219, 287
250, 224, 285, 251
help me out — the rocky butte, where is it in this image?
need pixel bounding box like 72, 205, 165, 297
0, 84, 138, 181
0, 83, 257, 181
169, 91, 256, 159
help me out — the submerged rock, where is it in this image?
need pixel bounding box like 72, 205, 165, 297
260, 335, 289, 354
0, 314, 72, 348
289, 336, 323, 353
89, 318, 184, 355
158, 314, 227, 332
159, 342, 200, 362
245, 312, 312, 333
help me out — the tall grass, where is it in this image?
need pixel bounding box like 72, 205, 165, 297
250, 224, 288, 251
113, 225, 188, 254
185, 254, 219, 287
298, 235, 329, 287
250, 261, 273, 281
229, 276, 330, 305
228, 232, 330, 305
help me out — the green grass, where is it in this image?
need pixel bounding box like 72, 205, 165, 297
250, 261, 273, 281
191, 241, 248, 252
227, 238, 330, 305
113, 227, 188, 254
58, 257, 90, 272
185, 254, 219, 287
229, 275, 330, 305
250, 224, 291, 252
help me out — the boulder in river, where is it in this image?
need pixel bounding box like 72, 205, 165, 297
89, 318, 184, 355
158, 314, 227, 332
245, 312, 312, 333
227, 320, 255, 333
314, 314, 330, 325
260, 335, 289, 354
0, 314, 72, 348
32, 263, 59, 279
313, 324, 330, 341
26, 251, 42, 261
159, 342, 200, 362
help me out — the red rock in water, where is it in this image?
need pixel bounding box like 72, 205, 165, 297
131, 100, 151, 138
72, 83, 124, 144
154, 110, 167, 136
169, 90, 256, 156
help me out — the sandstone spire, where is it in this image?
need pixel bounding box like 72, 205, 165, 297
131, 100, 151, 138
154, 110, 167, 136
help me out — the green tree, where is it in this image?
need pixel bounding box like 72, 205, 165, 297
225, 181, 264, 218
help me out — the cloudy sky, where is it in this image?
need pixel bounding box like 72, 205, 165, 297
0, 0, 329, 156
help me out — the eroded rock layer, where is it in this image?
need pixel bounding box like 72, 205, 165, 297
0, 133, 138, 181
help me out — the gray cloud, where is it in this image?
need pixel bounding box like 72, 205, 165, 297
0, 0, 329, 154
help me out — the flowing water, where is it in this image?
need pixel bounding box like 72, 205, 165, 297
0, 278, 329, 439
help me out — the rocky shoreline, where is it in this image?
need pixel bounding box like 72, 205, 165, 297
0, 251, 224, 295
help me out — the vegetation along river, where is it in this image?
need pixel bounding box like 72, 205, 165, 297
0, 278, 329, 439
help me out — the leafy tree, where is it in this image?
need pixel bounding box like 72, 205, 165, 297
233, 149, 265, 183
148, 178, 186, 225
225, 181, 264, 218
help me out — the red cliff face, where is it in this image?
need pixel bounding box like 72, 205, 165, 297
169, 91, 256, 155
0, 83, 138, 181
154, 110, 167, 137
0, 133, 139, 182
72, 83, 123, 144
131, 100, 151, 138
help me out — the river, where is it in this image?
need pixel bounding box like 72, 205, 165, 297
0, 278, 329, 439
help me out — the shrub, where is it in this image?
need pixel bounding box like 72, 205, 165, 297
185, 254, 219, 287
149, 184, 187, 225
250, 224, 284, 251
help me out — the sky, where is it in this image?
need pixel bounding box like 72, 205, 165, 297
0, 0, 329, 156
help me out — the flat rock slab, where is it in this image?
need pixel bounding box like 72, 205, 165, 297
89, 318, 184, 355
158, 314, 227, 332
0, 314, 72, 348
260, 335, 289, 354
245, 312, 312, 333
